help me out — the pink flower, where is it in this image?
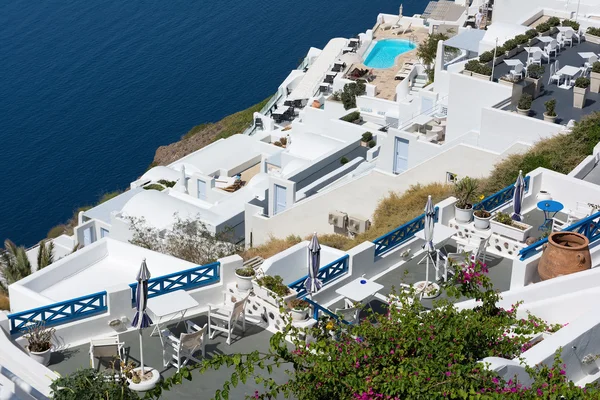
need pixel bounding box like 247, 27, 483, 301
445, 371, 452, 377
560, 369, 566, 375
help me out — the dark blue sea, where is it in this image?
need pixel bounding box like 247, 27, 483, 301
0, 0, 424, 246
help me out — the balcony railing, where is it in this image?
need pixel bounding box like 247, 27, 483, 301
8, 291, 107, 335
304, 298, 351, 325
373, 208, 439, 258
129, 261, 220, 302
474, 176, 531, 212
288, 255, 349, 298
519, 211, 600, 260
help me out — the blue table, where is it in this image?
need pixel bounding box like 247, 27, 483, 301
537, 200, 564, 231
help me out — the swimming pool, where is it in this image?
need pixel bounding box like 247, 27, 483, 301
363, 39, 416, 69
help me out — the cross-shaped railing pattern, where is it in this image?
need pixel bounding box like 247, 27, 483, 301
287, 255, 349, 298
8, 291, 107, 335
474, 176, 531, 212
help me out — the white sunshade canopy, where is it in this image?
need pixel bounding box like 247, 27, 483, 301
289, 38, 348, 101
479, 22, 529, 53
443, 29, 486, 53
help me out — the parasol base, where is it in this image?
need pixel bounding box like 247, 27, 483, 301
414, 281, 440, 299
128, 367, 160, 392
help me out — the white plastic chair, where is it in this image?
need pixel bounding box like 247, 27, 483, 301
161, 321, 206, 371
557, 32, 565, 49
510, 63, 524, 80
89, 335, 125, 371
334, 299, 359, 324
585, 55, 598, 74
564, 30, 574, 47
548, 62, 561, 85
528, 51, 542, 66
546, 40, 558, 58
208, 292, 249, 345
574, 29, 582, 44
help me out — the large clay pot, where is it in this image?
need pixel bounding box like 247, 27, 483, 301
538, 232, 591, 281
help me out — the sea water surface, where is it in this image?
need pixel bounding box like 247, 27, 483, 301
0, 0, 425, 246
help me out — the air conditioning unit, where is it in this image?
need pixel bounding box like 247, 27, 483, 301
347, 215, 371, 234
328, 211, 347, 229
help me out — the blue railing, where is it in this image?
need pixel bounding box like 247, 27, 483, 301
474, 176, 531, 212
519, 211, 600, 260
304, 298, 351, 325
129, 261, 220, 302
287, 255, 349, 298
8, 291, 107, 335
372, 207, 439, 258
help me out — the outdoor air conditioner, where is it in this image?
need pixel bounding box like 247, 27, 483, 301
347, 215, 371, 234
328, 211, 347, 229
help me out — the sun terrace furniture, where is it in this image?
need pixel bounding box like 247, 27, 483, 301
394, 61, 416, 80
208, 292, 249, 345
537, 200, 564, 231
584, 55, 599, 74
147, 290, 199, 340
555, 65, 582, 89
333, 299, 359, 325
455, 234, 490, 264
549, 61, 562, 85
552, 202, 593, 232
335, 277, 383, 313
161, 321, 206, 371
89, 335, 125, 371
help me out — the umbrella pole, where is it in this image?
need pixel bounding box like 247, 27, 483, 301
139, 329, 145, 375
422, 254, 430, 300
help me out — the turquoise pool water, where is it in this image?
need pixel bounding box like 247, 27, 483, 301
363, 39, 416, 69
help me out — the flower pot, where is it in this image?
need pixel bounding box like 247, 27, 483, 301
516, 107, 530, 116
454, 204, 474, 223
591, 71, 600, 94
28, 347, 51, 366
235, 272, 255, 291
574, 86, 588, 109
536, 191, 552, 201
252, 281, 297, 307
127, 367, 160, 392
586, 33, 600, 45
291, 308, 309, 321
472, 72, 491, 81
543, 112, 557, 123
462, 70, 473, 77
538, 232, 591, 281
539, 30, 551, 37
504, 48, 517, 58
473, 214, 491, 230
490, 218, 533, 242
525, 77, 542, 99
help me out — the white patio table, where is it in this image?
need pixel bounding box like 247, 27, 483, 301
578, 52, 597, 60
557, 26, 575, 33
556, 65, 581, 89
536, 36, 554, 44
414, 224, 456, 252
336, 277, 383, 312
147, 290, 199, 340
504, 59, 523, 67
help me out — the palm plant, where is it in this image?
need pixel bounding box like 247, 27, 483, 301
0, 240, 32, 294
37, 240, 55, 269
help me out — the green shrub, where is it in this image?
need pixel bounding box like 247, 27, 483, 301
340, 81, 366, 110
593, 62, 600, 74
479, 64, 492, 76
562, 19, 580, 31
143, 183, 165, 191
547, 16, 561, 27
518, 93, 533, 110
331, 90, 342, 101
514, 34, 529, 45
235, 267, 255, 277
361, 132, 373, 142
368, 139, 377, 148
527, 64, 545, 79
494, 212, 515, 227
47, 225, 66, 239
340, 111, 361, 123
255, 275, 290, 296
503, 39, 517, 51
289, 299, 309, 310
544, 99, 557, 117
464, 59, 482, 73
340, 157, 349, 165
453, 176, 479, 209
479, 51, 493, 63
51, 369, 138, 400
575, 77, 590, 88
588, 27, 600, 36
525, 29, 539, 39
158, 179, 176, 188
536, 22, 551, 33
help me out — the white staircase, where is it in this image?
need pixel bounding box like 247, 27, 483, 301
410, 74, 428, 95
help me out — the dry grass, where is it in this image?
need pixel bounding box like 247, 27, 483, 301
0, 295, 10, 311
241, 235, 302, 261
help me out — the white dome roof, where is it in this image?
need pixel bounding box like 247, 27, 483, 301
121, 190, 202, 229
140, 166, 181, 183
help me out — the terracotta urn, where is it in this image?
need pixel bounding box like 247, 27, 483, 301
538, 232, 591, 281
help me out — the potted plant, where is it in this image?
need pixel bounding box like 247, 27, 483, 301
361, 132, 373, 147
490, 212, 533, 242
453, 176, 479, 223
574, 77, 590, 109
24, 323, 55, 366
463, 59, 480, 76
253, 274, 297, 307
547, 16, 561, 32
121, 360, 160, 392
502, 39, 518, 58
525, 64, 545, 99
514, 34, 529, 51
543, 99, 557, 123
473, 208, 492, 230
535, 22, 552, 36
478, 50, 493, 64
562, 19, 580, 32
517, 93, 532, 116
289, 299, 310, 321
587, 27, 600, 44
525, 29, 538, 45
591, 62, 600, 93
235, 267, 255, 291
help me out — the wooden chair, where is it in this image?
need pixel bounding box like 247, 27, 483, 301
208, 293, 250, 345
161, 321, 207, 371
89, 335, 125, 371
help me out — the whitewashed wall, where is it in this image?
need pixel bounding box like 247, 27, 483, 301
494, 0, 600, 25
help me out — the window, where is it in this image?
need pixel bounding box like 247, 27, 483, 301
446, 172, 457, 183
197, 179, 207, 200
100, 228, 109, 238
274, 185, 287, 215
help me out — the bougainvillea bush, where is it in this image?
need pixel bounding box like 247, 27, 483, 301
149, 260, 600, 399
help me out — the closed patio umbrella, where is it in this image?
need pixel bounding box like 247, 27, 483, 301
422, 196, 436, 298
132, 258, 152, 374
511, 170, 525, 222
304, 232, 322, 297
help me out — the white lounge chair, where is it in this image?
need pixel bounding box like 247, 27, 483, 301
161, 321, 207, 371
393, 22, 412, 36
89, 335, 125, 371
208, 292, 249, 345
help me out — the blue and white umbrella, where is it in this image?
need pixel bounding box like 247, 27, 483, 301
511, 170, 525, 222
304, 233, 322, 297
422, 196, 436, 295
132, 259, 152, 374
